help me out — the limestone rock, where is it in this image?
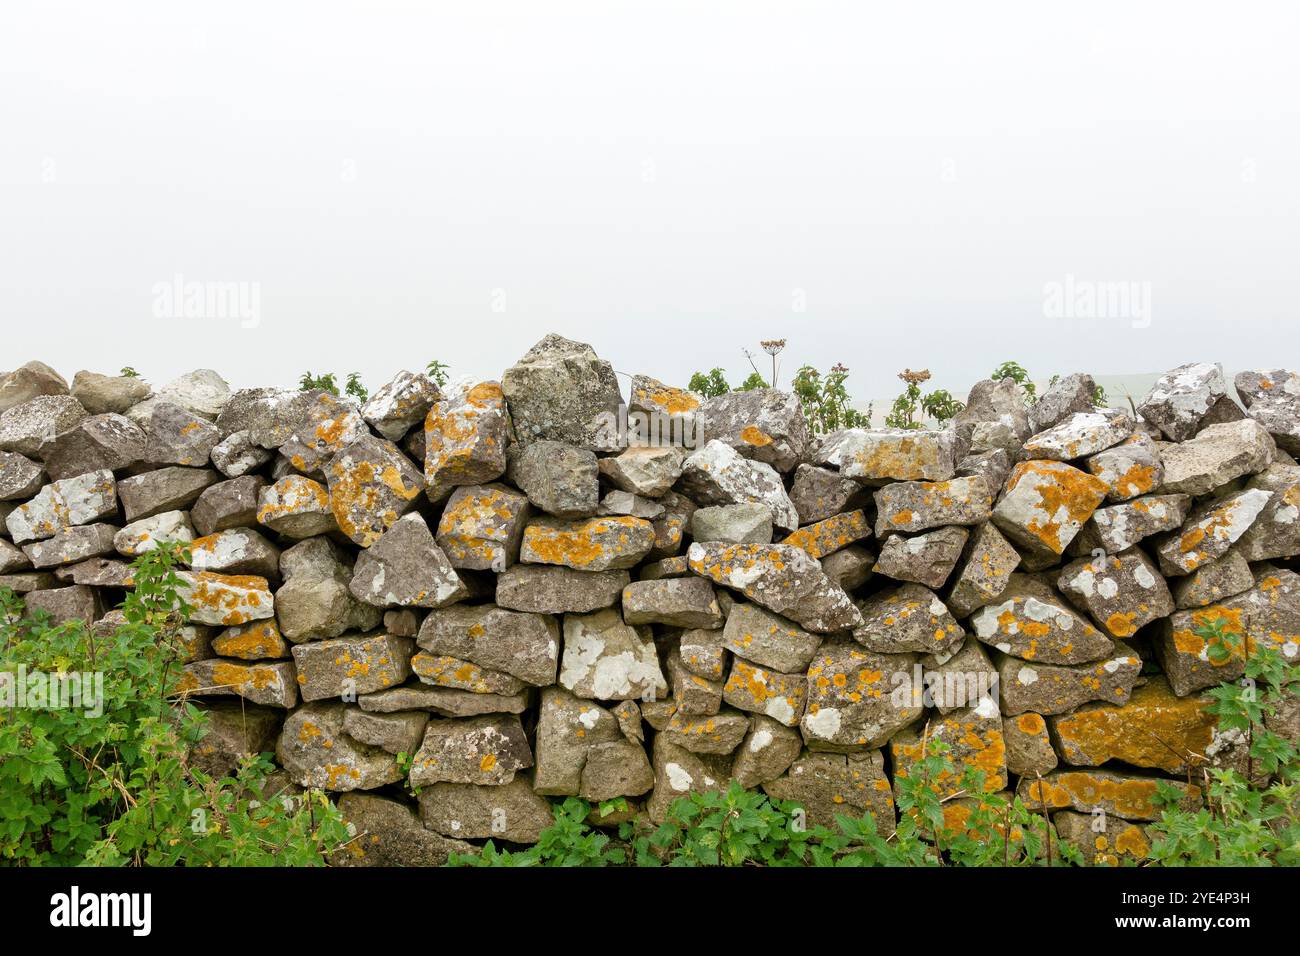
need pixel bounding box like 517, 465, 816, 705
853, 583, 963, 657
418, 777, 556, 842
23, 524, 119, 569
1029, 373, 1099, 433
0, 362, 69, 414
1172, 550, 1254, 609
997, 643, 1141, 715
559, 607, 666, 701
209, 430, 272, 478
520, 515, 655, 571
493, 564, 628, 614
1053, 810, 1152, 866
417, 604, 559, 686
423, 381, 510, 502
1057, 549, 1174, 639
42, 414, 146, 482
0, 452, 43, 500
189, 527, 280, 577
1154, 488, 1272, 575
291, 632, 413, 702
622, 577, 723, 628
256, 474, 337, 538
350, 512, 468, 609
1086, 432, 1164, 501
176, 570, 275, 627
788, 463, 864, 525
212, 619, 290, 660
113, 510, 194, 557
991, 460, 1109, 558
505, 440, 599, 518
1018, 768, 1199, 820
70, 370, 151, 415
336, 792, 472, 867
687, 542, 861, 634
1022, 408, 1133, 461
873, 526, 968, 588
678, 439, 799, 532
178, 659, 298, 708
361, 370, 441, 441
1050, 677, 1214, 773
501, 334, 623, 451
801, 640, 921, 750
970, 574, 1113, 663
323, 435, 423, 548
732, 715, 803, 788
1084, 493, 1191, 554
695, 388, 808, 473
722, 657, 807, 727
191, 475, 264, 536
1157, 419, 1275, 495
142, 401, 219, 467
763, 750, 895, 832
6, 469, 117, 543
119, 466, 218, 522
1002, 711, 1058, 777
873, 476, 991, 536
598, 445, 684, 498
945, 522, 1021, 617
626, 375, 702, 447
689, 503, 772, 545
1136, 362, 1227, 441
722, 602, 822, 673
0, 395, 87, 457
781, 509, 871, 560
277, 702, 402, 791
1234, 463, 1300, 561
275, 538, 381, 642
828, 428, 964, 482
408, 714, 533, 787
889, 706, 1007, 798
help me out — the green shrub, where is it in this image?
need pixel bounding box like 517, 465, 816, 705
0, 543, 349, 866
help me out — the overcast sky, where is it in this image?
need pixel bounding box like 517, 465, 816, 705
2, 2, 1297, 403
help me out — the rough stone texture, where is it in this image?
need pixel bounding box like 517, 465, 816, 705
678, 439, 798, 532
853, 582, 964, 656
1157, 419, 1275, 495
687, 542, 862, 633
559, 607, 666, 701
423, 381, 510, 502
695, 388, 809, 473
801, 640, 921, 750
945, 522, 1021, 617
873, 526, 968, 588
8, 350, 1298, 851
1154, 488, 1272, 575
1022, 408, 1133, 461
993, 459, 1110, 560
350, 512, 467, 609
689, 503, 772, 544
1137, 362, 1227, 441
1053, 810, 1152, 866
291, 632, 413, 702
1086, 432, 1163, 502
505, 441, 599, 518
789, 463, 864, 525
501, 334, 623, 452
1050, 677, 1214, 773
1057, 549, 1175, 639
493, 564, 628, 614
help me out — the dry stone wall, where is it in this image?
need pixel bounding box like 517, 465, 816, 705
2, 342, 1299, 866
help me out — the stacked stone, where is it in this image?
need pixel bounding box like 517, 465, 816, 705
2, 348, 1297, 867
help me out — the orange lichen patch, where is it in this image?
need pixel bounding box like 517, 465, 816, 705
1170, 605, 1248, 666
1052, 679, 1215, 773
181, 571, 273, 626
210, 660, 279, 693
891, 718, 1006, 797
258, 475, 331, 524
1004, 461, 1109, 554
1015, 713, 1047, 735
634, 384, 700, 416
1111, 463, 1157, 498
1106, 611, 1138, 637
850, 438, 946, 482
1024, 772, 1199, 818
780, 509, 870, 559
212, 620, 287, 660
523, 516, 651, 569
411, 653, 511, 694
479, 754, 497, 772
1113, 824, 1150, 858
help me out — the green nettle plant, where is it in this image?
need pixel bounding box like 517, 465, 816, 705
119, 366, 140, 378
298, 371, 340, 395
425, 360, 450, 388
0, 543, 350, 866
990, 360, 1036, 402
885, 368, 963, 429
1146, 620, 1299, 866
447, 742, 1086, 869
687, 368, 731, 398
344, 372, 368, 404
792, 364, 870, 433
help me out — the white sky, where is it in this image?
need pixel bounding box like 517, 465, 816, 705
1, 2, 1297, 402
